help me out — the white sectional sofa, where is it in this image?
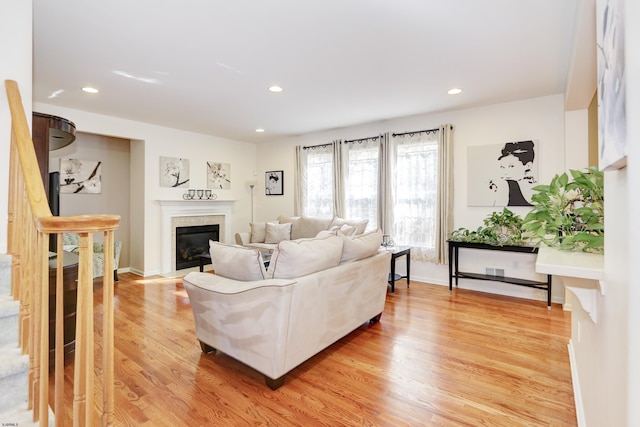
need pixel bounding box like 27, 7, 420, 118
234, 215, 369, 254
183, 229, 390, 389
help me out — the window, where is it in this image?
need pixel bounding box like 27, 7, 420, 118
300, 144, 334, 217
295, 126, 452, 264
392, 132, 439, 261
344, 140, 379, 230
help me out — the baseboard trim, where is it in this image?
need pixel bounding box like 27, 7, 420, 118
568, 339, 586, 427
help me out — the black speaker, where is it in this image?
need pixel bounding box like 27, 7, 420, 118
48, 172, 60, 252
48, 171, 60, 216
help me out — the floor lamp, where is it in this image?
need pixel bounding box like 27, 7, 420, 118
248, 181, 256, 222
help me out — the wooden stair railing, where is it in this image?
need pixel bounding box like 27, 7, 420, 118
5, 79, 120, 427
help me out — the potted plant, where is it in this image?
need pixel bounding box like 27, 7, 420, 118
449, 207, 526, 246
522, 166, 604, 254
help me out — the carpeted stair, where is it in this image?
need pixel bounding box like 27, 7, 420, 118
0, 254, 51, 426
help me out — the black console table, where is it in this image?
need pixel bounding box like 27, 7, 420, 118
448, 240, 551, 309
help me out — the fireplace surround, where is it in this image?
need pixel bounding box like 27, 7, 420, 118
159, 200, 234, 273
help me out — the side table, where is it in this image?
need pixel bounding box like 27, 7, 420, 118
198, 253, 212, 272
385, 246, 411, 293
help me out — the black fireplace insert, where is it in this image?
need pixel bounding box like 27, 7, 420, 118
175, 224, 219, 270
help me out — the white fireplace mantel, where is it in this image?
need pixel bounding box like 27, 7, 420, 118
159, 200, 236, 273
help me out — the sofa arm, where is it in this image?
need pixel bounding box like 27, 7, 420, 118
235, 232, 250, 246
184, 272, 294, 294
183, 272, 297, 380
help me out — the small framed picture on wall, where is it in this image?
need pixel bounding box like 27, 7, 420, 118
265, 170, 283, 195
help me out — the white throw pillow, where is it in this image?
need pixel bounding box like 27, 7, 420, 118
267, 235, 344, 279
264, 222, 292, 244
250, 221, 279, 243
341, 229, 383, 263
316, 229, 338, 239
209, 241, 267, 281
330, 217, 369, 235
338, 224, 357, 236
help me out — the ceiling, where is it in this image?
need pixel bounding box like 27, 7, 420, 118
33, 0, 582, 143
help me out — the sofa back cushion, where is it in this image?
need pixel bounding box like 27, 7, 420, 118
267, 235, 344, 279
278, 215, 333, 240
341, 229, 383, 263
209, 241, 267, 281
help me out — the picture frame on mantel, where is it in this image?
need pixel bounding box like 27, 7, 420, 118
265, 170, 283, 195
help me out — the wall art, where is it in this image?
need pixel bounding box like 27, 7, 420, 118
160, 156, 190, 188
597, 0, 627, 170
266, 170, 283, 195
59, 158, 102, 194
467, 140, 538, 207
207, 162, 231, 189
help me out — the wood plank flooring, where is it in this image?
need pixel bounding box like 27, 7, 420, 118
50, 273, 576, 426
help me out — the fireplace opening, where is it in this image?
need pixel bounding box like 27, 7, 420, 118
175, 224, 219, 270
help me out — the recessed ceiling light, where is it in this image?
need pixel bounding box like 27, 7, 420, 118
255, 128, 265, 133
268, 85, 283, 93
82, 86, 99, 94
448, 88, 463, 95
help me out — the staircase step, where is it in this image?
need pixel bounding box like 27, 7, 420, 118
0, 254, 11, 296
0, 296, 19, 348
0, 347, 29, 414
0, 401, 55, 427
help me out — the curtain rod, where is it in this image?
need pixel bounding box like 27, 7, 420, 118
302, 142, 333, 150
343, 135, 380, 144
392, 127, 440, 137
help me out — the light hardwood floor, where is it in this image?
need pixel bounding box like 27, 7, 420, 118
51, 272, 576, 426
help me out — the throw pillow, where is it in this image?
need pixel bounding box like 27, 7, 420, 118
249, 221, 273, 243
316, 229, 338, 239
341, 229, 383, 263
264, 222, 292, 244
330, 217, 369, 235
209, 241, 267, 281
338, 224, 357, 236
267, 235, 344, 279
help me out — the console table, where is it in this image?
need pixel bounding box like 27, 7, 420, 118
448, 240, 551, 308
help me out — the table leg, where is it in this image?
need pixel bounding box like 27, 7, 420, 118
448, 243, 453, 292
390, 254, 396, 293
406, 251, 410, 287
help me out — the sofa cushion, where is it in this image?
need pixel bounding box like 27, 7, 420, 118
330, 217, 369, 235
338, 224, 357, 236
209, 241, 267, 281
279, 215, 333, 240
265, 222, 292, 244
316, 229, 338, 239
267, 235, 344, 279
341, 229, 383, 263
250, 221, 278, 243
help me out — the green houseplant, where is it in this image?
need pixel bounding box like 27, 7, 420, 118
449, 208, 526, 246
522, 166, 604, 254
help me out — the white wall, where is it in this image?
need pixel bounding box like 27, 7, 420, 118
0, 0, 32, 253
33, 102, 257, 276
256, 94, 571, 303
627, 2, 640, 424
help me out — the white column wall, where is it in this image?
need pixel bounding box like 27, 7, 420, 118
0, 0, 32, 252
